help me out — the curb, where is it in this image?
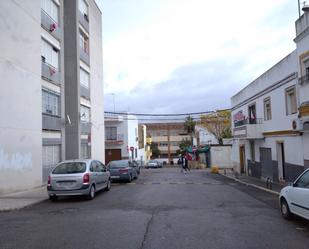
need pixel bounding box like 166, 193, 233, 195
0, 198, 48, 212
220, 173, 280, 196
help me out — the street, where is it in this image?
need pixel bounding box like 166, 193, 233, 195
1, 168, 309, 249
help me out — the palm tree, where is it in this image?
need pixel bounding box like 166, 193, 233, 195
184, 116, 196, 145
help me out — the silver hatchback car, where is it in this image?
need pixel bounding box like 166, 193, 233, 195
47, 159, 111, 201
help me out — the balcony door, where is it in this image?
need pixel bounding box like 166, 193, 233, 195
248, 104, 256, 124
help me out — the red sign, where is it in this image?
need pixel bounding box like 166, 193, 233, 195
129, 146, 134, 151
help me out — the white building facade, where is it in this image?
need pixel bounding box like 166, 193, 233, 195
231, 7, 309, 182
105, 114, 140, 164
0, 0, 104, 194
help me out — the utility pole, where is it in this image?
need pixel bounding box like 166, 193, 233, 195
167, 124, 171, 165
298, 0, 301, 17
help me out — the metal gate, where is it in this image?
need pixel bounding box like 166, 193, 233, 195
260, 147, 272, 180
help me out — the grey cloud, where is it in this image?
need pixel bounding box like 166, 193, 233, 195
104, 59, 252, 114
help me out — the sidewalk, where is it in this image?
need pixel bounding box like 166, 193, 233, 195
0, 186, 48, 212
218, 170, 288, 195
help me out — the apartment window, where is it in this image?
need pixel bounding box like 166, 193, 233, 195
42, 90, 60, 116
79, 0, 89, 18
106, 127, 117, 140
80, 67, 90, 88
305, 59, 309, 77
41, 39, 59, 69
264, 97, 272, 121
41, 0, 59, 23
249, 141, 255, 162
80, 105, 90, 122
285, 86, 297, 115
79, 31, 89, 54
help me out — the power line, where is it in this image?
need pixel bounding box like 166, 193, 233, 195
104, 110, 224, 116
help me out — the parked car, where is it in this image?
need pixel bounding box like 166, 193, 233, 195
47, 159, 111, 201
146, 160, 160, 169
107, 160, 139, 182
279, 169, 309, 220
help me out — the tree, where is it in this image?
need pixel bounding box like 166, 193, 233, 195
200, 110, 232, 145
178, 138, 192, 153
184, 116, 196, 144
150, 142, 161, 158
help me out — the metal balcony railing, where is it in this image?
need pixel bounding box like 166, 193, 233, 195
41, 9, 61, 40
78, 11, 89, 31
41, 60, 60, 85
105, 133, 124, 142
299, 74, 309, 86
80, 46, 90, 65
234, 118, 263, 128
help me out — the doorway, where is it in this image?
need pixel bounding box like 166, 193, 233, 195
276, 142, 285, 181
239, 145, 246, 174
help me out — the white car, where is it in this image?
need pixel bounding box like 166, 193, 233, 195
279, 169, 309, 220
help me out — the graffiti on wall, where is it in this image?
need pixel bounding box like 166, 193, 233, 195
0, 147, 33, 170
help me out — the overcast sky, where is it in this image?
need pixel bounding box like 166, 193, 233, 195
101, 0, 299, 114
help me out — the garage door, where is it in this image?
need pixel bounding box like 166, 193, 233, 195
105, 149, 122, 164
42, 145, 61, 184
260, 147, 273, 180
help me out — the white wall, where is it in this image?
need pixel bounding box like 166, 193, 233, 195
0, 0, 43, 193
211, 146, 233, 168
89, 1, 104, 163
127, 115, 139, 159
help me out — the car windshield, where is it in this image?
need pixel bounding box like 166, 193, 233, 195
52, 162, 86, 174
149, 160, 157, 163
108, 160, 129, 168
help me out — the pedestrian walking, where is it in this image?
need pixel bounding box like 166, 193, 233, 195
183, 154, 191, 173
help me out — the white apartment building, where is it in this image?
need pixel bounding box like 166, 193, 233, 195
104, 114, 140, 164
231, 7, 309, 182
0, 0, 104, 194
194, 125, 218, 146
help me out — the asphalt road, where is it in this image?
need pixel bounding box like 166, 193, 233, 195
1, 168, 309, 249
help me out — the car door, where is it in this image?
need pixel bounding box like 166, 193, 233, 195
90, 161, 98, 186
288, 170, 309, 219
95, 160, 105, 190
98, 161, 109, 187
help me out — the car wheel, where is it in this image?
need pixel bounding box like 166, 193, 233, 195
87, 185, 96, 200
105, 179, 111, 191
49, 195, 58, 202
281, 199, 292, 220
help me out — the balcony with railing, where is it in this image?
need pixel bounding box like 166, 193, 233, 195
299, 74, 309, 86
41, 9, 61, 40
233, 118, 264, 139
41, 60, 60, 85
80, 46, 90, 65
79, 11, 89, 31
105, 133, 125, 145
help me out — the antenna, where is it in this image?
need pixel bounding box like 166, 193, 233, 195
66, 114, 71, 125
302, 1, 309, 12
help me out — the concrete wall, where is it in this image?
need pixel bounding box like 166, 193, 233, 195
211, 146, 233, 168
64, 0, 80, 159
89, 0, 104, 163
127, 116, 139, 159
0, 0, 43, 193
